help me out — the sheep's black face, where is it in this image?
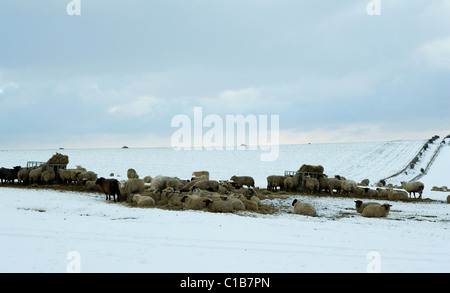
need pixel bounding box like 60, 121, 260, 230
354, 200, 362, 207
292, 199, 298, 206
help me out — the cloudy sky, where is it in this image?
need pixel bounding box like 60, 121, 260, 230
1, 0, 449, 149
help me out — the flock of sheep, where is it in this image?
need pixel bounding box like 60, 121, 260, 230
1, 158, 449, 218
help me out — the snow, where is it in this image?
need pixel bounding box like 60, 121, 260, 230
0, 139, 449, 273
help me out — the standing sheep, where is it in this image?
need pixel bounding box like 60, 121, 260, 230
95, 177, 121, 202
17, 168, 31, 185
341, 180, 357, 195
361, 203, 392, 218
291, 199, 317, 217
304, 176, 319, 194
230, 175, 255, 188
401, 181, 425, 199
266, 175, 287, 191
327, 178, 342, 195
40, 167, 56, 185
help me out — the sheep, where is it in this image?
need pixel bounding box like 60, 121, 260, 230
237, 195, 259, 211
76, 171, 98, 185
304, 175, 319, 194
165, 177, 182, 191
266, 175, 287, 191
119, 178, 145, 200
40, 167, 56, 185
227, 196, 246, 211
362, 203, 392, 218
0, 166, 21, 184
17, 168, 31, 185
204, 198, 234, 213
192, 171, 209, 180
291, 199, 317, 217
318, 174, 329, 193
341, 180, 357, 194
283, 177, 294, 192
163, 189, 184, 207
58, 169, 81, 185
387, 189, 408, 201
327, 178, 342, 195
29, 166, 44, 184
143, 176, 153, 184
149, 175, 169, 192
96, 177, 121, 202
447, 195, 450, 204
230, 175, 255, 188
354, 200, 379, 213
401, 181, 425, 199
127, 168, 139, 179
359, 179, 370, 186
137, 195, 155, 208
84, 180, 100, 191
376, 188, 389, 198
181, 195, 208, 210
191, 180, 220, 192
363, 188, 379, 198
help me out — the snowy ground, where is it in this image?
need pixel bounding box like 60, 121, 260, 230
0, 139, 449, 273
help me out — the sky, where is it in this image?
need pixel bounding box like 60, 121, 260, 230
0, 0, 449, 149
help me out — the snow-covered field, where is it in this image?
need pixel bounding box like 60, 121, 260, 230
0, 139, 449, 273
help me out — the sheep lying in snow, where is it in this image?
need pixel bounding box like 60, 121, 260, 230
401, 181, 424, 199
76, 171, 98, 185
387, 189, 408, 201
354, 200, 379, 213
230, 175, 255, 188
95, 177, 121, 202
181, 195, 207, 210
204, 198, 234, 213
292, 199, 317, 217
361, 203, 392, 218
119, 178, 145, 200
84, 180, 99, 191
191, 180, 220, 192
132, 194, 155, 207
359, 179, 370, 186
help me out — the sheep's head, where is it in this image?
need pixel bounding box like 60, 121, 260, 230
203, 199, 213, 207
382, 204, 392, 211
292, 199, 298, 206
354, 200, 363, 208
181, 195, 188, 203
95, 177, 105, 185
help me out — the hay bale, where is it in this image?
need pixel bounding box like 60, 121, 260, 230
47, 153, 69, 165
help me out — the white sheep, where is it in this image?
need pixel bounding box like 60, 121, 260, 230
354, 200, 379, 213
84, 180, 99, 191
401, 181, 425, 199
17, 168, 30, 185
192, 171, 209, 180
292, 199, 317, 217
204, 198, 234, 213
127, 168, 139, 179
58, 169, 80, 185
327, 178, 342, 195
120, 178, 145, 200
40, 167, 56, 184
361, 203, 392, 218
181, 195, 207, 210
132, 194, 155, 207
77, 171, 98, 185
150, 175, 169, 192
341, 180, 358, 194
304, 176, 319, 194
387, 189, 408, 201
237, 195, 259, 211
